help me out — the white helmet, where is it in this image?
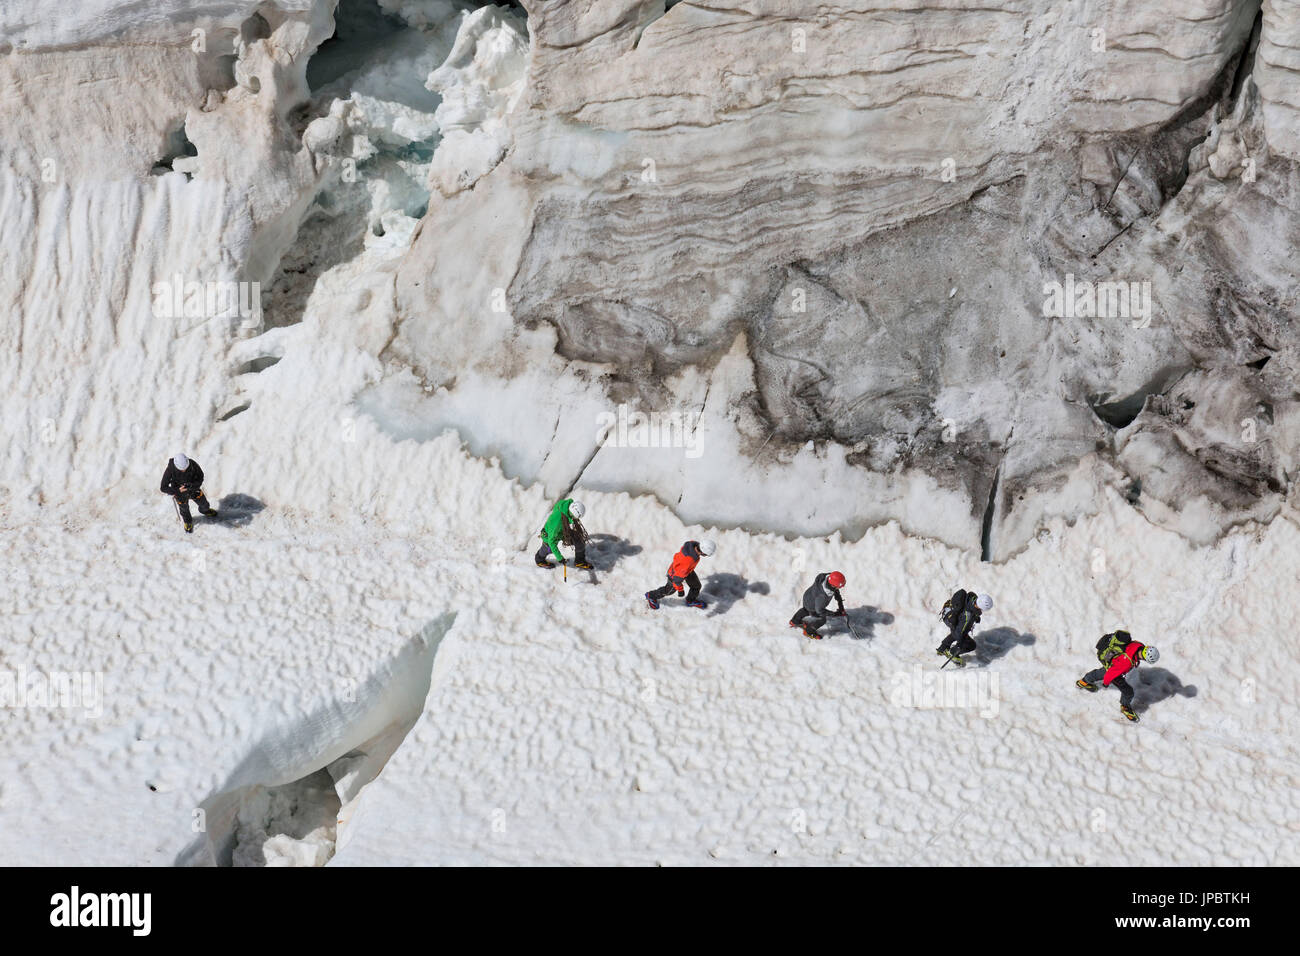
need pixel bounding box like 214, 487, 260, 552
976, 593, 993, 612
173, 453, 189, 470
698, 538, 717, 556
1141, 645, 1159, 664
569, 500, 585, 519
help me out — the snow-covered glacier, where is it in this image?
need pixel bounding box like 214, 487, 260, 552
1, 0, 1297, 866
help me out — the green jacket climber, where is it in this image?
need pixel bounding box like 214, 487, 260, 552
540, 498, 586, 562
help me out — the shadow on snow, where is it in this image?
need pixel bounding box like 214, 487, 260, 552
1131, 667, 1197, 713
973, 626, 1037, 665
211, 494, 267, 528
584, 534, 642, 572
841, 605, 895, 640
701, 572, 770, 616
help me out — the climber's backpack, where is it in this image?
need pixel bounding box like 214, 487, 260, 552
1096, 630, 1133, 666
940, 589, 969, 629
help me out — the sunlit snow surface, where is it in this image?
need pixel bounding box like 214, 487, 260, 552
1, 0, 1297, 866
1, 437, 1295, 864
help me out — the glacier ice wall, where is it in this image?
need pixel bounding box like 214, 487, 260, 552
1, 0, 1298, 558
387, 0, 1300, 557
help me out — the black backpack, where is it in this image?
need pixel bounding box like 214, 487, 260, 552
940, 589, 969, 628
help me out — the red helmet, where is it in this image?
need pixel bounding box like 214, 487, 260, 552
827, 571, 846, 589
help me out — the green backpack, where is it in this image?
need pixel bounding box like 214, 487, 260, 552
1096, 630, 1133, 666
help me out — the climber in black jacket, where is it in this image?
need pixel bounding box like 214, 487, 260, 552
936, 589, 993, 667
160, 453, 216, 532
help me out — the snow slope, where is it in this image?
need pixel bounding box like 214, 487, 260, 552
323, 488, 1300, 867
1, 0, 1296, 867
1, 424, 1296, 864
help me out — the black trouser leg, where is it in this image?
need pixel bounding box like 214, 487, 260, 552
648, 578, 677, 601
574, 540, 587, 564
1111, 675, 1135, 708
804, 612, 827, 633
1082, 667, 1106, 685
791, 608, 809, 625
176, 494, 193, 523
194, 491, 214, 515
535, 543, 554, 564
940, 629, 974, 654
684, 571, 701, 602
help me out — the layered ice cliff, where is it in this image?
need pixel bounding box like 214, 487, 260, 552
390, 0, 1300, 558
3, 0, 1297, 557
